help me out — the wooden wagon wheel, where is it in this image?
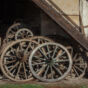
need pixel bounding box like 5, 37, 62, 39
0, 39, 38, 82
15, 28, 33, 40
66, 47, 87, 80
30, 36, 54, 44
29, 42, 72, 82
6, 23, 23, 42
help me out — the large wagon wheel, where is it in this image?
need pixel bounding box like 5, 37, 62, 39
66, 47, 87, 80
30, 36, 54, 44
0, 39, 38, 82
15, 28, 33, 40
29, 43, 72, 82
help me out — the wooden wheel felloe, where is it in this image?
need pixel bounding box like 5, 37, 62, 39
29, 42, 72, 82
0, 39, 38, 82
30, 36, 54, 44
66, 47, 87, 80
6, 23, 21, 36
15, 28, 33, 40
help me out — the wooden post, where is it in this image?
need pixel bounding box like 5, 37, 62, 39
80, 0, 88, 37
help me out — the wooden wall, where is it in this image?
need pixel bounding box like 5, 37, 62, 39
46, 0, 80, 26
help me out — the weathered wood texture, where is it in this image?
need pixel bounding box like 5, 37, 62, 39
32, 0, 88, 50
47, 0, 80, 26
80, 0, 88, 37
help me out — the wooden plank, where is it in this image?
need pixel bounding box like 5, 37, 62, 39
32, 0, 88, 50
80, 0, 88, 37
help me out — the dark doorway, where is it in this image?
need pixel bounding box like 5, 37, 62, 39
0, 0, 69, 42
0, 0, 41, 37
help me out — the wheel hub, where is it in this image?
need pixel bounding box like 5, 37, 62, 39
21, 55, 28, 62
46, 59, 54, 66
17, 51, 28, 62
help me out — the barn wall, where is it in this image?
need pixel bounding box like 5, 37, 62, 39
46, 0, 80, 26
41, 12, 68, 38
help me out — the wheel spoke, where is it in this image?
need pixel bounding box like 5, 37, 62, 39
73, 67, 79, 77
75, 63, 85, 66
52, 46, 58, 58
67, 47, 73, 57
50, 66, 54, 79
52, 65, 63, 76
9, 62, 19, 72
4, 55, 16, 58
24, 42, 31, 54
73, 54, 78, 61
46, 50, 53, 55
37, 65, 47, 75
55, 59, 69, 63
33, 56, 45, 61
19, 43, 23, 51
5, 60, 16, 65
30, 43, 35, 50
46, 45, 50, 58
10, 47, 16, 51
55, 51, 65, 60
23, 62, 27, 79
32, 62, 46, 66
15, 63, 22, 79
39, 48, 48, 59
73, 57, 81, 62
43, 66, 49, 78
74, 65, 84, 73
40, 40, 45, 44
11, 31, 16, 34
38, 39, 41, 44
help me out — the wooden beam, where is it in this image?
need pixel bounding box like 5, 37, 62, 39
32, 0, 88, 50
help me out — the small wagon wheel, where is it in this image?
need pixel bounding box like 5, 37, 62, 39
0, 39, 38, 82
66, 47, 87, 80
30, 36, 54, 44
29, 42, 72, 82
6, 23, 23, 42
15, 28, 33, 40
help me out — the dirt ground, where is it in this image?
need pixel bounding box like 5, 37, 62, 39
0, 78, 88, 88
